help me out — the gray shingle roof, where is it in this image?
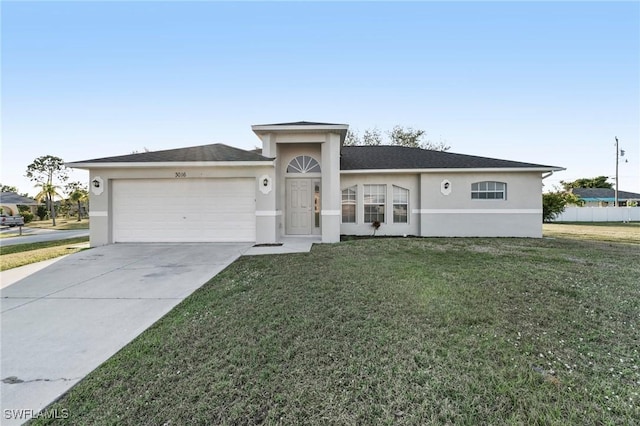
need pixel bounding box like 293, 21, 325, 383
68, 142, 561, 171
340, 146, 560, 170
69, 144, 273, 164
571, 188, 640, 200
0, 192, 39, 205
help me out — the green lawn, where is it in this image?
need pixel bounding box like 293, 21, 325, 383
544, 222, 640, 244
0, 237, 89, 271
26, 218, 90, 230
32, 235, 639, 425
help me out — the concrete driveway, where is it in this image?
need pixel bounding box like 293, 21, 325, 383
0, 243, 251, 425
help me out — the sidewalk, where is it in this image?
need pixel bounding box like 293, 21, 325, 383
0, 257, 71, 289
0, 229, 89, 247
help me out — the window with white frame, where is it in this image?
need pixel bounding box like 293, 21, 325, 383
286, 156, 321, 173
364, 184, 386, 223
393, 186, 409, 223
471, 181, 506, 200
341, 186, 356, 224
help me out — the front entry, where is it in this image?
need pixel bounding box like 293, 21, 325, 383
286, 179, 320, 235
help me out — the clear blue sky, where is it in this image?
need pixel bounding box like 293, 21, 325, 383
2, 1, 639, 195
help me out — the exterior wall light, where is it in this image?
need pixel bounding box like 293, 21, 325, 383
440, 179, 452, 196
259, 175, 272, 195
91, 176, 104, 195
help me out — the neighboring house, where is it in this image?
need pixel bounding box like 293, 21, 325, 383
68, 121, 564, 246
569, 188, 640, 207
0, 192, 39, 216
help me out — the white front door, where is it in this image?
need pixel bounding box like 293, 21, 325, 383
286, 179, 312, 235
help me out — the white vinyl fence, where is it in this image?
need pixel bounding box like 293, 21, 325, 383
554, 207, 640, 222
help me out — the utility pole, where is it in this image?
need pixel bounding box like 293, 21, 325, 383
615, 137, 619, 207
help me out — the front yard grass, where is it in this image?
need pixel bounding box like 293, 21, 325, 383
32, 235, 639, 425
26, 218, 90, 230
544, 221, 640, 244
0, 237, 89, 271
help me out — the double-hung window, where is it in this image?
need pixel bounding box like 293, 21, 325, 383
341, 186, 356, 223
364, 184, 386, 223
393, 186, 409, 223
471, 181, 506, 200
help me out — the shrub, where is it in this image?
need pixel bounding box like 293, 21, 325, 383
20, 210, 34, 223
17, 206, 34, 223
37, 205, 48, 221
543, 192, 568, 222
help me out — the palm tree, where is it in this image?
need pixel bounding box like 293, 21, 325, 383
35, 182, 62, 226
68, 186, 88, 221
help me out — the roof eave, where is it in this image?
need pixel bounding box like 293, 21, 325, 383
340, 166, 566, 174
252, 124, 349, 132
252, 123, 349, 146
251, 124, 349, 141
67, 160, 275, 169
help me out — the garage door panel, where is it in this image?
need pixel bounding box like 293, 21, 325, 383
112, 178, 256, 242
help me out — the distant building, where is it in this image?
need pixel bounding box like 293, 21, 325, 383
570, 188, 640, 207
0, 192, 40, 216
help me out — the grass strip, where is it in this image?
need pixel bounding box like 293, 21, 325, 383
544, 222, 640, 244
25, 219, 90, 231
0, 237, 89, 271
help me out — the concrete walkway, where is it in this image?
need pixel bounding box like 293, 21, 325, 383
0, 237, 318, 424
243, 236, 320, 255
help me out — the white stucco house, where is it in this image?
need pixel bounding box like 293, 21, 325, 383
68, 121, 564, 247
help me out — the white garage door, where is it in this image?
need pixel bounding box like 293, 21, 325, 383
112, 178, 256, 242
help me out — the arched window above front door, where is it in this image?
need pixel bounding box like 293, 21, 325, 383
286, 156, 321, 173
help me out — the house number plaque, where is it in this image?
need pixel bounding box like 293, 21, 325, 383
175, 172, 187, 178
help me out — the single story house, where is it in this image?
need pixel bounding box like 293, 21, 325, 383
0, 192, 40, 216
68, 121, 564, 246
569, 187, 640, 207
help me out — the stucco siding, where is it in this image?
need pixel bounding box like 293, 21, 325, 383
339, 171, 543, 238
321, 133, 342, 243
419, 172, 542, 210
274, 132, 330, 144
418, 171, 543, 237
420, 212, 542, 237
